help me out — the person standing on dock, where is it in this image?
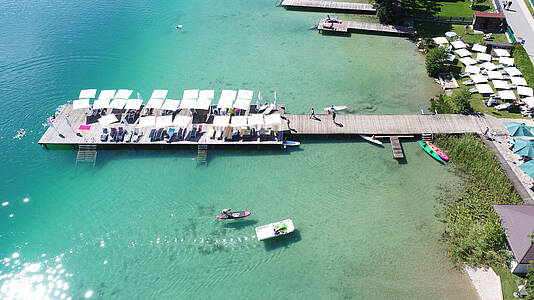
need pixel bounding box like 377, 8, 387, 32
332, 111, 336, 123
310, 108, 315, 119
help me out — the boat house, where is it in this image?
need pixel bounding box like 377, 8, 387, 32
472, 12, 507, 32
493, 205, 534, 273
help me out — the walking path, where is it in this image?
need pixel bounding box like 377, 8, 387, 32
500, 0, 534, 59
465, 266, 504, 300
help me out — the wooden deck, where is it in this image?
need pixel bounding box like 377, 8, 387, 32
318, 19, 415, 35
281, 0, 376, 13
283, 113, 490, 135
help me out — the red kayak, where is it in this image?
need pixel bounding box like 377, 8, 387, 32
216, 211, 251, 219
425, 142, 449, 161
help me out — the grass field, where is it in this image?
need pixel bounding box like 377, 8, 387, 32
437, 0, 494, 18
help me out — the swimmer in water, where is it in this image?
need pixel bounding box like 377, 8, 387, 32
176, 25, 183, 30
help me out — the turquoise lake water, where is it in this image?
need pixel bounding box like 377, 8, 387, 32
0, 0, 477, 299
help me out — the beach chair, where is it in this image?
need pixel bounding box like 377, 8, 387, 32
100, 128, 109, 142
208, 126, 215, 139
124, 130, 132, 143
189, 126, 197, 140
463, 80, 475, 86
165, 127, 175, 143
132, 128, 139, 142
149, 129, 157, 142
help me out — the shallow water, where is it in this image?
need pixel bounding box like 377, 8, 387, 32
0, 0, 475, 299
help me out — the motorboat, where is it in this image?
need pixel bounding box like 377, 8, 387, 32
255, 219, 294, 241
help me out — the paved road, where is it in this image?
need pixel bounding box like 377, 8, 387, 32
500, 0, 534, 59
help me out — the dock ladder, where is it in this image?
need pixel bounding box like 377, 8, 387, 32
76, 145, 97, 167
421, 133, 433, 142
197, 145, 208, 165
389, 136, 405, 159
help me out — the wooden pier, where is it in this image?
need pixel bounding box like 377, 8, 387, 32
281, 0, 376, 13
317, 19, 415, 35
389, 136, 404, 159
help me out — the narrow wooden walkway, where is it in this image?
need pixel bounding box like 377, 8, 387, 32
318, 19, 415, 35
283, 114, 490, 135
281, 0, 376, 13
389, 136, 404, 159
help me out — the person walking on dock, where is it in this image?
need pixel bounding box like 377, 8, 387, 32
332, 111, 336, 123
310, 107, 315, 119
508, 0, 512, 10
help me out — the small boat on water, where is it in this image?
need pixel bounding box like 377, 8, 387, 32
216, 210, 251, 220
323, 106, 347, 111
255, 219, 295, 241
283, 141, 300, 147
418, 141, 444, 163
359, 134, 382, 146
425, 142, 449, 161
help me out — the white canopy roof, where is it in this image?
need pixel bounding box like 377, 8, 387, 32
454, 48, 471, 57
195, 98, 212, 110
237, 90, 253, 100
470, 74, 487, 84
523, 97, 534, 107
161, 99, 181, 111
487, 71, 504, 80
156, 115, 173, 127
499, 57, 514, 66
494, 49, 510, 57
183, 89, 199, 100
511, 77, 528, 86
145, 98, 164, 109
499, 90, 517, 100
451, 40, 467, 49
472, 43, 487, 52
73, 99, 91, 110
138, 116, 156, 128
480, 62, 498, 71
98, 90, 116, 100
492, 80, 510, 90
98, 114, 118, 126
460, 57, 477, 65
93, 99, 111, 109
475, 84, 494, 94
213, 115, 230, 127
220, 90, 237, 101
114, 89, 133, 99
477, 53, 492, 62
231, 116, 248, 127
504, 67, 522, 77
110, 98, 127, 109
151, 89, 168, 99
247, 114, 264, 126
518, 86, 534, 97
217, 97, 234, 109
179, 99, 197, 109
264, 113, 281, 125
233, 98, 251, 110
125, 99, 143, 110
465, 65, 481, 74
79, 89, 97, 99
199, 90, 214, 99
433, 37, 448, 44
172, 115, 192, 128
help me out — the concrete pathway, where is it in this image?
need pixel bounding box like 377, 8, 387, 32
499, 0, 534, 59
465, 266, 504, 300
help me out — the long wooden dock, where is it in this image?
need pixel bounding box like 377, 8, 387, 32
317, 19, 416, 35
281, 0, 376, 13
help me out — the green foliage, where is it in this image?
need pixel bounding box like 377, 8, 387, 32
425, 46, 448, 77
429, 88, 473, 114
527, 260, 534, 299
435, 134, 523, 267
451, 88, 473, 114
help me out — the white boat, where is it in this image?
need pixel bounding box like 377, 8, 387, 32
255, 219, 295, 241
323, 105, 347, 111
283, 141, 300, 147
359, 134, 382, 145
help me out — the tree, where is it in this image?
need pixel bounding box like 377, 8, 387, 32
451, 88, 473, 114
425, 47, 448, 77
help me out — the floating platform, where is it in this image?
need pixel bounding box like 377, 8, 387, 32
317, 19, 415, 35
281, 0, 376, 13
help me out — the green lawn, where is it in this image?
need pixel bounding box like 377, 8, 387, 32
415, 23, 508, 44
437, 0, 494, 18
514, 45, 534, 87
492, 264, 525, 300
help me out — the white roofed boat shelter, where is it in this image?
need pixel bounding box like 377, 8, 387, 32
79, 89, 97, 99
138, 116, 156, 128
98, 114, 118, 126
73, 99, 91, 110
